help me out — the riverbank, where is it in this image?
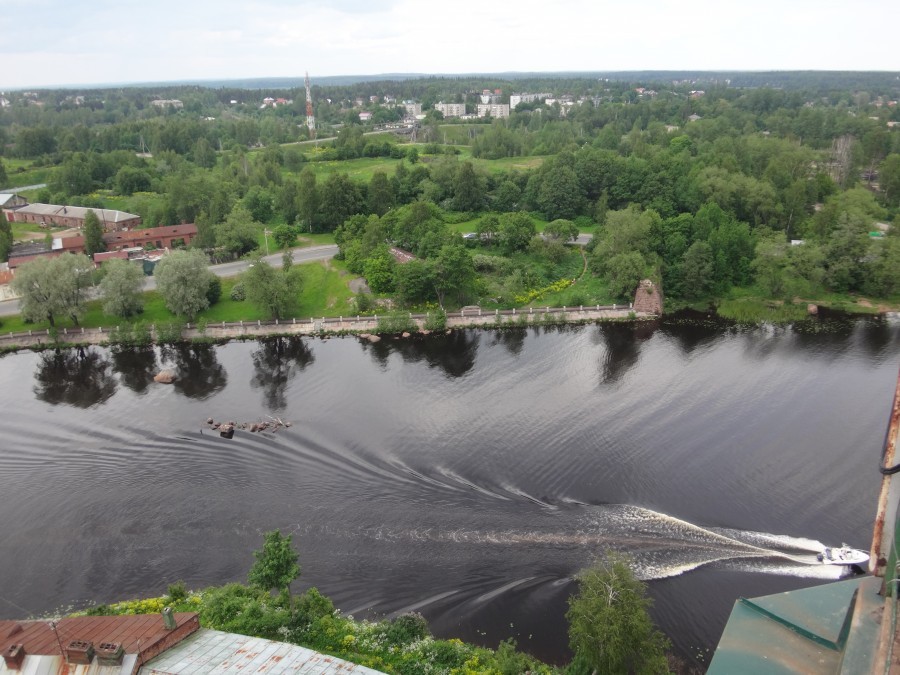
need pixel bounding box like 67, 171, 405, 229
0, 304, 650, 352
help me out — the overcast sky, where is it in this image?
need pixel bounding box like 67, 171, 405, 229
2, 0, 898, 89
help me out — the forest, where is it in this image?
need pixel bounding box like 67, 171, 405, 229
1, 71, 899, 322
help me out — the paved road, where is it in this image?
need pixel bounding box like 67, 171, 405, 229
0, 244, 338, 317
0, 183, 47, 193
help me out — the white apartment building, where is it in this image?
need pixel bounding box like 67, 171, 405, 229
476, 103, 510, 118
433, 102, 466, 117
509, 93, 552, 109
402, 100, 422, 116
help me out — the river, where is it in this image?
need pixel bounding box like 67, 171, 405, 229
0, 312, 897, 669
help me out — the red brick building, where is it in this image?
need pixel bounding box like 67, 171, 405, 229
6, 203, 141, 232
7, 224, 197, 269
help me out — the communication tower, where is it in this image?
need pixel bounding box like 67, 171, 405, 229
305, 72, 316, 140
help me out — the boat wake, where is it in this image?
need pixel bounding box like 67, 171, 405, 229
283, 504, 859, 583
575, 505, 853, 580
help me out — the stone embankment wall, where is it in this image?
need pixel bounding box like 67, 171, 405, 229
0, 305, 655, 351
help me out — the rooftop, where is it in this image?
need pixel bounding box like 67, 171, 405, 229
1, 612, 199, 674
14, 203, 140, 223
140, 628, 385, 674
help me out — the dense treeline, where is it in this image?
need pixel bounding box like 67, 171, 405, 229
2, 72, 899, 309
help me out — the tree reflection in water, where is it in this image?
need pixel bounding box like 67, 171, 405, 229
159, 344, 227, 399
250, 337, 315, 410
34, 347, 117, 407
361, 330, 478, 378
488, 327, 527, 355
593, 321, 658, 385
111, 346, 158, 394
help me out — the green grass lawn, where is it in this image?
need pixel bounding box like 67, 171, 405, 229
284, 156, 403, 182
2, 158, 55, 190
100, 192, 167, 220
0, 259, 355, 335
446, 214, 553, 234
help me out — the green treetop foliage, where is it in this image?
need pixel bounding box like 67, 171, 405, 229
248, 530, 301, 604
242, 257, 302, 319
544, 219, 580, 242
83, 209, 106, 257
0, 210, 12, 263
497, 211, 537, 253
272, 223, 296, 249
11, 254, 94, 327
216, 203, 260, 258
3, 74, 899, 308
154, 249, 214, 320
566, 555, 670, 675
99, 257, 145, 318
368, 171, 396, 216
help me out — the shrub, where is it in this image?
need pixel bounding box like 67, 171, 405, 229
108, 322, 153, 348
294, 587, 335, 627
230, 282, 246, 301
472, 254, 513, 274
206, 276, 222, 305
376, 311, 416, 334
353, 291, 375, 314
493, 638, 540, 675
200, 583, 290, 640
155, 320, 185, 344
167, 581, 188, 603
423, 308, 446, 331
385, 612, 431, 645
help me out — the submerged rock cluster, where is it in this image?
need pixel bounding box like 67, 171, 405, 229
206, 416, 291, 438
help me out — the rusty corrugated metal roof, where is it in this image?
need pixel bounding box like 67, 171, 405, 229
0, 613, 198, 656
1, 652, 139, 674
139, 628, 387, 674
1, 613, 199, 674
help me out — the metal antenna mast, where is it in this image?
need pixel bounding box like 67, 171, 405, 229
305, 72, 316, 140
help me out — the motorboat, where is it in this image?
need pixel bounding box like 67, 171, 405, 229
817, 544, 869, 567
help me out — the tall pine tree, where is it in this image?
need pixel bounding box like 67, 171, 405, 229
83, 209, 106, 257
0, 210, 12, 263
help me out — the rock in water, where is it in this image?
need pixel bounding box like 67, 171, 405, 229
808, 304, 819, 315
154, 369, 176, 384
367, 334, 381, 343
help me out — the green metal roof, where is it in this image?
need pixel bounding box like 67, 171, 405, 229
708, 576, 883, 674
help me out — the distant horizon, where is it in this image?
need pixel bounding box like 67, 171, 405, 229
4, 68, 900, 93
3, 0, 898, 90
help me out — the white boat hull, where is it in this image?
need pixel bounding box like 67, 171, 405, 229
817, 546, 869, 566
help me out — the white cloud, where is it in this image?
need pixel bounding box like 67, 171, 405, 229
1, 0, 898, 87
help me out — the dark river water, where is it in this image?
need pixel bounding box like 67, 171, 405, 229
0, 314, 898, 669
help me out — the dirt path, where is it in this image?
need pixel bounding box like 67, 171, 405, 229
349, 277, 370, 294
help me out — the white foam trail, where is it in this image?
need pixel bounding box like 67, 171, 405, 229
475, 577, 536, 603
